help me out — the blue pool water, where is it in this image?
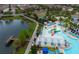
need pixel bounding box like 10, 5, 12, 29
43, 22, 79, 54
48, 22, 79, 54
61, 31, 79, 54
69, 32, 79, 39
47, 22, 55, 26
48, 50, 56, 54
48, 31, 79, 54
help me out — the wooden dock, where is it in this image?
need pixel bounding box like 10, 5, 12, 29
6, 35, 15, 47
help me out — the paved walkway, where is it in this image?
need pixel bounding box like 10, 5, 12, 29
22, 15, 39, 54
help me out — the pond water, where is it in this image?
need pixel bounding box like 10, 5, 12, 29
0, 19, 28, 54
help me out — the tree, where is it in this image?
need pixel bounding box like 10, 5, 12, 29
51, 15, 57, 22
31, 45, 37, 54
25, 8, 34, 16
59, 17, 63, 22
33, 13, 38, 21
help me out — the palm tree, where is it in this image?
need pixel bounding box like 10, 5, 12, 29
59, 17, 64, 22
51, 15, 57, 22
64, 18, 70, 31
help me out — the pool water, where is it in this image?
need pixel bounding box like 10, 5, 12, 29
37, 21, 79, 54
48, 30, 79, 54
69, 32, 79, 39
48, 22, 79, 54
61, 31, 79, 54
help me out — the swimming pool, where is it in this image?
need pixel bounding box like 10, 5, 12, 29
48, 31, 79, 54
61, 31, 79, 54
37, 21, 79, 54
48, 23, 79, 54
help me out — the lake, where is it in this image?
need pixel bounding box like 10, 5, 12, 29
0, 19, 28, 54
